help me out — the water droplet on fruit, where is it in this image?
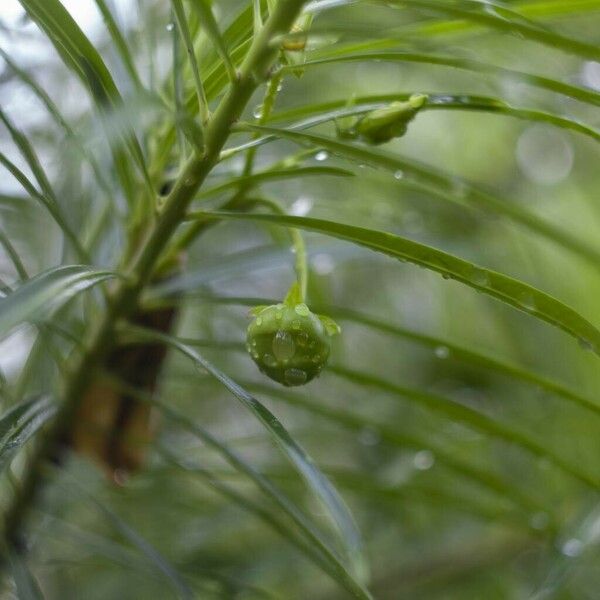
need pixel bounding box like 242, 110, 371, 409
272, 330, 295, 360
263, 353, 277, 368
294, 303, 309, 316
284, 368, 307, 386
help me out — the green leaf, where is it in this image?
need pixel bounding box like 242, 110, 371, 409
395, 0, 600, 61
161, 449, 370, 598
268, 93, 600, 144
245, 381, 547, 515
143, 294, 600, 419
229, 126, 600, 269
0, 397, 56, 472
123, 326, 367, 588
93, 0, 143, 90
192, 211, 600, 358
331, 365, 600, 488
0, 151, 88, 261
18, 0, 153, 208
0, 265, 116, 340
300, 51, 600, 108
66, 477, 193, 600
0, 229, 28, 281
188, 0, 237, 83
197, 166, 355, 199
9, 552, 45, 600
172, 0, 210, 125
136, 394, 371, 599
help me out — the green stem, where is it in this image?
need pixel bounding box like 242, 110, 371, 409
248, 197, 307, 301
156, 67, 285, 271
0, 0, 308, 567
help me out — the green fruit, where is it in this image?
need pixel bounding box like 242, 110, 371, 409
246, 302, 340, 386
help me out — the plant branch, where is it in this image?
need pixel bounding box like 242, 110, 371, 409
0, 0, 308, 568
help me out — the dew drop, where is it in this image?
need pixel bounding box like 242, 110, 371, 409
263, 353, 277, 368
519, 293, 536, 311
393, 170, 404, 180
434, 345, 450, 359
294, 303, 310, 317
251, 340, 257, 347
413, 450, 435, 470
253, 104, 264, 119
358, 427, 380, 446
530, 512, 549, 530
470, 269, 490, 287
561, 538, 583, 557
272, 330, 296, 361
314, 150, 328, 161
579, 338, 594, 352
166, 22, 175, 31
284, 368, 307, 386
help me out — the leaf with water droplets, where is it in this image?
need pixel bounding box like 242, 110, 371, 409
193, 211, 600, 360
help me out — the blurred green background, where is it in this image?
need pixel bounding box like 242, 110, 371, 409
1, 0, 600, 598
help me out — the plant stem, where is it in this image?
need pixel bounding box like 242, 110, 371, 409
160, 68, 285, 266
248, 197, 308, 301
0, 0, 308, 567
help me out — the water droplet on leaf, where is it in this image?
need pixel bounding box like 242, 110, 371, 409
434, 346, 450, 359
314, 150, 328, 161
413, 450, 435, 470
561, 538, 583, 557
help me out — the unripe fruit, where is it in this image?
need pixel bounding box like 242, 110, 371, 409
246, 301, 340, 386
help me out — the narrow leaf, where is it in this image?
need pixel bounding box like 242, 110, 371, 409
125, 326, 365, 579
193, 211, 600, 358
0, 266, 116, 340
230, 126, 600, 269
189, 0, 237, 83
0, 397, 56, 473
